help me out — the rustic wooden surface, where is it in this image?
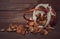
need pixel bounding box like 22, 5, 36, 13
0, 0, 60, 39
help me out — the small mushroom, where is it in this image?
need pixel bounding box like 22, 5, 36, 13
44, 30, 48, 35
0, 28, 5, 32
7, 27, 12, 32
